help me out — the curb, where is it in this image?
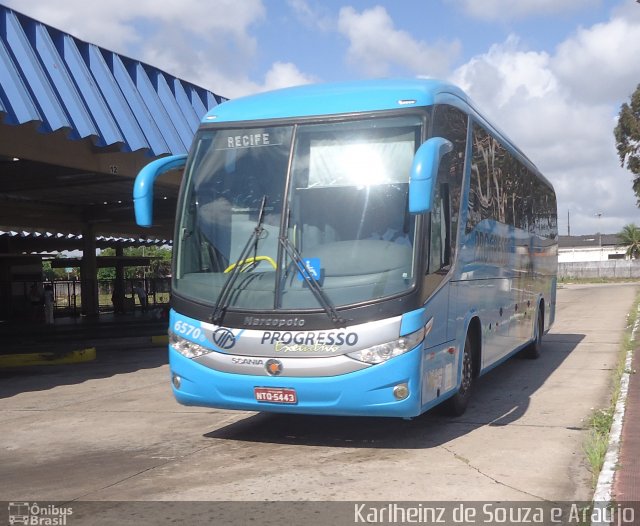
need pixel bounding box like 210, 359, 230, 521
151, 334, 169, 345
0, 347, 97, 368
591, 304, 639, 525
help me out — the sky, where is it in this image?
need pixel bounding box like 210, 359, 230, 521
4, 0, 640, 236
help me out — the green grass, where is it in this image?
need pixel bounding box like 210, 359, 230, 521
559, 277, 640, 285
583, 295, 639, 487
584, 408, 615, 486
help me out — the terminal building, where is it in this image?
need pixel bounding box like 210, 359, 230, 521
0, 5, 225, 320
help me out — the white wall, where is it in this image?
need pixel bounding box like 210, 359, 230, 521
558, 246, 627, 263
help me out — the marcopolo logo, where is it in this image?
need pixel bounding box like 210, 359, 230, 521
244, 316, 305, 328
8, 502, 73, 525
211, 327, 237, 350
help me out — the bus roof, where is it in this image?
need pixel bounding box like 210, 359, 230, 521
202, 78, 548, 183
202, 78, 468, 123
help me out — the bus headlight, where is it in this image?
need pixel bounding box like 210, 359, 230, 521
169, 331, 212, 359
347, 327, 425, 364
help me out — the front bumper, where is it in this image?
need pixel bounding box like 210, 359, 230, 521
169, 345, 423, 418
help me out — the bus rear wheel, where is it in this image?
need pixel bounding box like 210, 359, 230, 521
524, 307, 544, 359
443, 334, 473, 417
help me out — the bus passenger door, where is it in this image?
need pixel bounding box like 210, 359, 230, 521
430, 104, 467, 342
423, 179, 452, 343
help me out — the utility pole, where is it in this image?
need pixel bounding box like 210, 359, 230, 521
567, 209, 571, 237
595, 212, 603, 251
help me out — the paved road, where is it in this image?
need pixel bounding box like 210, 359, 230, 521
0, 283, 636, 508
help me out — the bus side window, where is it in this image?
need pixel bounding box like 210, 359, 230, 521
431, 104, 467, 260
440, 182, 451, 266
428, 172, 451, 274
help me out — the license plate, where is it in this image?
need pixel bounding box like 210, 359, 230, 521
254, 387, 297, 404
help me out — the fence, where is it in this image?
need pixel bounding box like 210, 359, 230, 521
1, 278, 170, 319
559, 260, 640, 280
96, 278, 171, 312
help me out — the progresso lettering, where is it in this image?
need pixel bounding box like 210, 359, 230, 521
261, 331, 359, 347
474, 231, 510, 266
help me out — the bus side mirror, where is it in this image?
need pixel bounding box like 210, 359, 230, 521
133, 154, 187, 227
408, 137, 453, 214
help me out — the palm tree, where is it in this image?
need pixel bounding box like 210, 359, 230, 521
618, 223, 640, 259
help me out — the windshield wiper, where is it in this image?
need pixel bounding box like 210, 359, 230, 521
210, 196, 267, 325
278, 236, 347, 327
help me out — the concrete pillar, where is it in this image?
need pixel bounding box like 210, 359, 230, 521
0, 236, 12, 320
81, 224, 99, 317
113, 246, 125, 313
0, 260, 10, 320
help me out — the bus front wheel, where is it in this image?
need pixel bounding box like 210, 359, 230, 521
444, 334, 474, 416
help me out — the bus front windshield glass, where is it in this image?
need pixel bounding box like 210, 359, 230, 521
174, 115, 422, 312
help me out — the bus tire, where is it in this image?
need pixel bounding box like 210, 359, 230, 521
444, 333, 474, 417
524, 306, 544, 359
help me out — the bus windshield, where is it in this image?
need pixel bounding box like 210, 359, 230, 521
174, 115, 422, 312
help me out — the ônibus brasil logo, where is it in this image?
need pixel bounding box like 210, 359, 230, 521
8, 502, 73, 525
211, 327, 236, 350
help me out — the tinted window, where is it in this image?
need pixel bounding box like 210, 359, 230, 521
432, 105, 467, 255
466, 122, 556, 239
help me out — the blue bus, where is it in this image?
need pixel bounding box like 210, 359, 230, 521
134, 79, 557, 418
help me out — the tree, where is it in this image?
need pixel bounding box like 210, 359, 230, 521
42, 259, 69, 281
618, 223, 640, 260
97, 246, 172, 280
97, 247, 116, 281
123, 246, 172, 279
615, 84, 640, 205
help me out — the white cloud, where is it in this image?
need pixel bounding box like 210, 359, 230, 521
194, 61, 316, 100
6, 0, 638, 234
287, 0, 334, 31
453, 36, 557, 108
452, 0, 600, 21
337, 6, 460, 78
552, 17, 640, 104
6, 0, 139, 53
262, 62, 317, 92
3, 0, 317, 100
4, 0, 267, 97
5, 0, 265, 55
451, 20, 640, 235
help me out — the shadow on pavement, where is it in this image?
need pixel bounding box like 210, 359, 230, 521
0, 312, 169, 398
205, 333, 585, 449
0, 346, 168, 399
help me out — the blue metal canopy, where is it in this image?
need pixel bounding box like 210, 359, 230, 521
0, 5, 225, 157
